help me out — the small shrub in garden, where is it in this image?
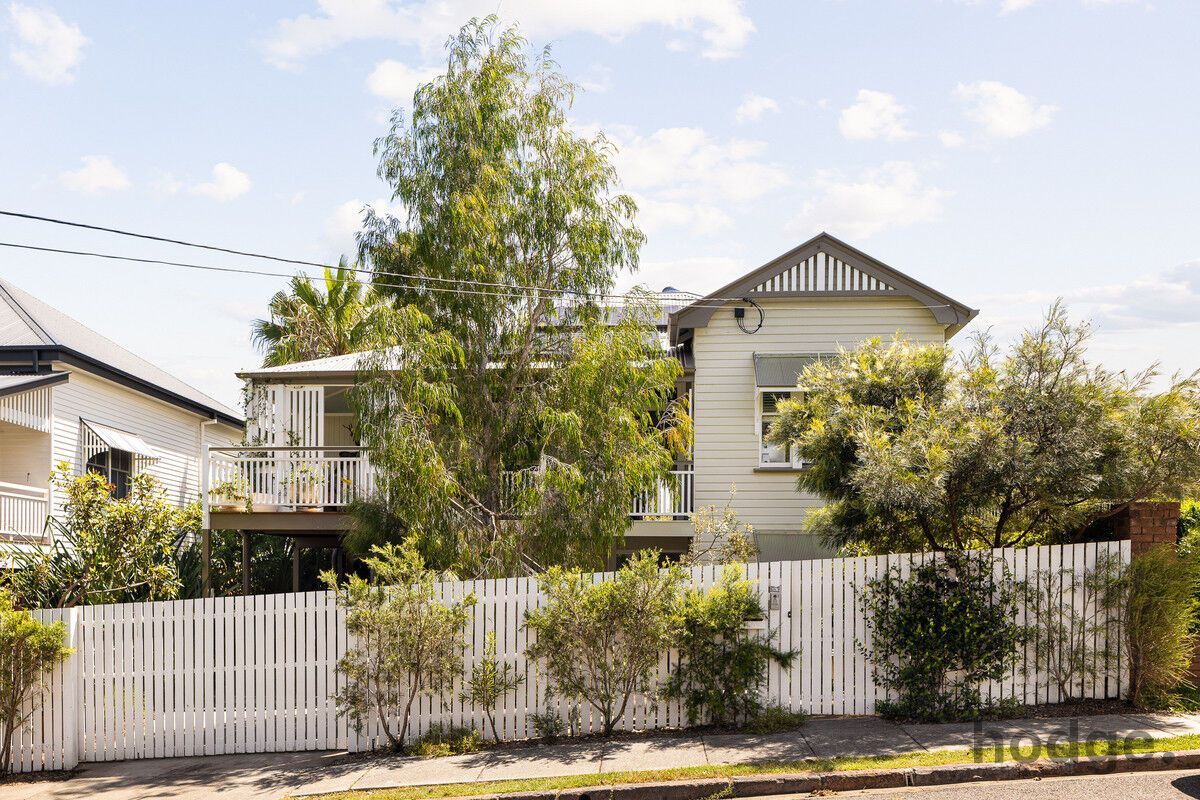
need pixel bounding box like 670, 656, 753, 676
743, 704, 807, 734
0, 591, 72, 773
525, 551, 683, 735
1024, 554, 1121, 701
859, 551, 1024, 723
461, 631, 525, 741
408, 723, 483, 758
530, 710, 566, 741
324, 540, 475, 751
667, 565, 797, 727
1117, 545, 1200, 707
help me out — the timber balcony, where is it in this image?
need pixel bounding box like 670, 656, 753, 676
202, 446, 695, 527
0, 481, 49, 541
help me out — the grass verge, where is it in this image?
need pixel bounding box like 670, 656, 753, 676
303, 732, 1200, 800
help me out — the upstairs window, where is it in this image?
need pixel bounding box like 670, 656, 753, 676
757, 389, 807, 469
86, 448, 134, 499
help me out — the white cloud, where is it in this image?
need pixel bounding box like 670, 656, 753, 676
365, 59, 440, 103
838, 90, 915, 141
58, 155, 129, 193
628, 254, 743, 295
790, 161, 948, 240
598, 124, 789, 235
264, 0, 754, 68
327, 197, 407, 250
956, 81, 1056, 138
938, 130, 966, 148
735, 93, 778, 124
8, 3, 87, 84
191, 163, 252, 201
1000, 0, 1041, 12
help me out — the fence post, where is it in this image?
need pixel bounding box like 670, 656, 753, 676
61, 606, 82, 771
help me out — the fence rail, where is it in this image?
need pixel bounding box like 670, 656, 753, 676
7, 541, 1129, 773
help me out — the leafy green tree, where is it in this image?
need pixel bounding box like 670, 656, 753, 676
251, 259, 386, 367
2, 466, 192, 608
349, 18, 687, 575
771, 303, 1200, 553
0, 591, 71, 773
524, 551, 683, 735
668, 565, 796, 726
681, 488, 758, 566
323, 541, 475, 751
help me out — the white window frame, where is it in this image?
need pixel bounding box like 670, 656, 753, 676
755, 387, 807, 469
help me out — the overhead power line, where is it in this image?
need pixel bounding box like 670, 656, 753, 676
0, 210, 958, 312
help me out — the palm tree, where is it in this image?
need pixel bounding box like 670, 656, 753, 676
251, 259, 385, 367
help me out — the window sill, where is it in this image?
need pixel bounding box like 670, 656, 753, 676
753, 466, 808, 473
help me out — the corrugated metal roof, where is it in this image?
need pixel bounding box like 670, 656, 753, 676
0, 279, 240, 421
753, 353, 822, 387
82, 419, 157, 459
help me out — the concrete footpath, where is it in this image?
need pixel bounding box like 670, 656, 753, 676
3, 712, 1200, 800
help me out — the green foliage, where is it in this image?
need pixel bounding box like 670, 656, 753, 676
349, 18, 687, 576
408, 723, 483, 758
742, 704, 808, 735
2, 466, 194, 608
0, 590, 71, 773
771, 304, 1200, 553
859, 552, 1024, 722
524, 551, 683, 735
681, 488, 758, 566
251, 259, 387, 367
174, 531, 318, 598
1179, 499, 1200, 556
529, 709, 567, 741
1023, 556, 1121, 701
461, 631, 525, 741
667, 566, 797, 726
1117, 546, 1200, 707
324, 541, 475, 750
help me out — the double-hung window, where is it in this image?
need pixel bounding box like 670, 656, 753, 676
757, 388, 807, 469
86, 448, 134, 499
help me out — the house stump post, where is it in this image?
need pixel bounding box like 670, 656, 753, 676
201, 528, 212, 598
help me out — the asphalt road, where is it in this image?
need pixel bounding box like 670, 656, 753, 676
806, 769, 1200, 798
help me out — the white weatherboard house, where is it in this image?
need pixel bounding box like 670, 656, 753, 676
203, 233, 977, 563
0, 278, 243, 546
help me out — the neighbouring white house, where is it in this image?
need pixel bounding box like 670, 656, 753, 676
203, 233, 976, 566
0, 277, 243, 548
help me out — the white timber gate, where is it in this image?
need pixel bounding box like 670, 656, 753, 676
6, 541, 1129, 773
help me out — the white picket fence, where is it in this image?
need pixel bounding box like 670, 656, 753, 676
7, 541, 1129, 773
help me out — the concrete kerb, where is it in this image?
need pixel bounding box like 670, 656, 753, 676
367, 749, 1200, 800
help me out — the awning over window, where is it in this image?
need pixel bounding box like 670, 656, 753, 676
753, 353, 821, 387
81, 419, 157, 459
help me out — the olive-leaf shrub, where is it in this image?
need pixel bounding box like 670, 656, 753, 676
461, 631, 525, 741
667, 565, 797, 726
0, 591, 72, 773
524, 551, 683, 735
859, 551, 1024, 722
1117, 546, 1200, 707
323, 541, 475, 751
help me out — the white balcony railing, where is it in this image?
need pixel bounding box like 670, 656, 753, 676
204, 446, 694, 520
630, 470, 694, 518
503, 467, 694, 518
0, 481, 49, 539
204, 447, 375, 513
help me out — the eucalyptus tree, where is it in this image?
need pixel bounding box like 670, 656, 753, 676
770, 302, 1200, 554
348, 18, 687, 575
251, 259, 385, 367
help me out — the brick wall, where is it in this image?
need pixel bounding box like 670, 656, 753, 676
1114, 501, 1181, 556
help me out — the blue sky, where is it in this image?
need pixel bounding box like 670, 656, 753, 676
1, 0, 1197, 410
